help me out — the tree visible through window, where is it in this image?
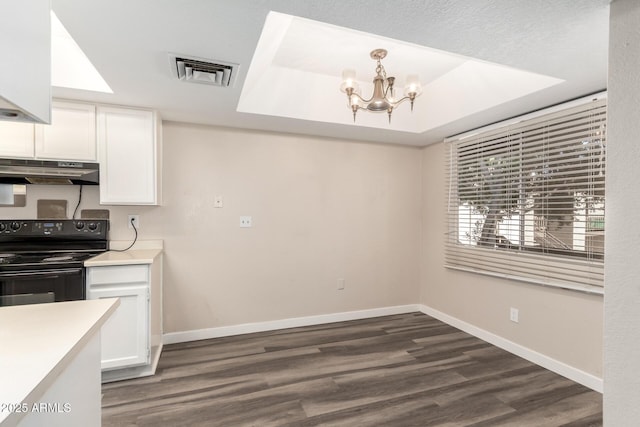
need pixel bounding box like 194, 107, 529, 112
446, 96, 606, 291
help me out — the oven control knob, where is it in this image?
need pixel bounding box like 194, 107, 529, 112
88, 222, 98, 231
10, 221, 21, 231
0, 223, 5, 232
75, 221, 85, 230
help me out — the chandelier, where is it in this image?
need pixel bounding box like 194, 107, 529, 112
340, 49, 422, 123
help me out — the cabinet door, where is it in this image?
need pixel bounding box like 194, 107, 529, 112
0, 121, 34, 158
89, 285, 149, 370
98, 107, 157, 205
35, 101, 96, 161
0, 0, 51, 123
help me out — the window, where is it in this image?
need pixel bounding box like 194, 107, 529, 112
445, 95, 606, 293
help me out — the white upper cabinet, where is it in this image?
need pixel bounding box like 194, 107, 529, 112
35, 101, 96, 161
0, 100, 96, 161
0, 0, 51, 124
0, 122, 35, 158
98, 106, 160, 205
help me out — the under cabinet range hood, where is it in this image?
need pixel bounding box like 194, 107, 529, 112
0, 159, 99, 185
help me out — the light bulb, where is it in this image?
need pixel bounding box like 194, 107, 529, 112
349, 93, 360, 107
404, 74, 422, 96
340, 69, 358, 93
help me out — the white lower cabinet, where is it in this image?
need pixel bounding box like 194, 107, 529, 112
86, 264, 150, 372
89, 284, 149, 369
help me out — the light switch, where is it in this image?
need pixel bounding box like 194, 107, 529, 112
214, 196, 223, 208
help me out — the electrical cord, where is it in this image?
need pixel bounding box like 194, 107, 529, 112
111, 216, 138, 252
72, 185, 83, 219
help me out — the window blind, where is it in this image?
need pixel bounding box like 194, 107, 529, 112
445, 95, 606, 293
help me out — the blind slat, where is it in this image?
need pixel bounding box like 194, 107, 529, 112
445, 95, 606, 290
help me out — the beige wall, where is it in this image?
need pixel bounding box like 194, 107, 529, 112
420, 142, 603, 377
159, 123, 422, 332
0, 185, 160, 242
0, 123, 422, 334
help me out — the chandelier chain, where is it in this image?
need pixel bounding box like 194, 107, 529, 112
376, 59, 387, 80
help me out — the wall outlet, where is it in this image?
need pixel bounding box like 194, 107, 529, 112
128, 215, 140, 229
337, 278, 345, 290
239, 216, 252, 228
510, 307, 519, 323
214, 195, 224, 208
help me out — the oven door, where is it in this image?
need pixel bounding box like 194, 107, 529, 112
0, 268, 85, 307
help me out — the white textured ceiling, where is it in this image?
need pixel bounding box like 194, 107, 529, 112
237, 11, 564, 134
50, 0, 610, 146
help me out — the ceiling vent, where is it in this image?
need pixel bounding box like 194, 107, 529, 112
168, 53, 238, 87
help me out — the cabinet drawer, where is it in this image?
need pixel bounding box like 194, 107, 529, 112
88, 264, 149, 285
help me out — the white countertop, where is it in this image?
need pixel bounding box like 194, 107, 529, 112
84, 248, 162, 267
0, 299, 119, 426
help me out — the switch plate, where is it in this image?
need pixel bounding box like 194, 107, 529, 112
510, 307, 519, 323
128, 215, 140, 229
239, 216, 252, 228
214, 196, 223, 208
337, 278, 345, 290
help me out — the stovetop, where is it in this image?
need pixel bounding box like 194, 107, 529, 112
0, 251, 103, 272
0, 219, 109, 271
0, 252, 98, 265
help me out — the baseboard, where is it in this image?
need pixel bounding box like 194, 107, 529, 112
163, 304, 420, 345
418, 304, 603, 393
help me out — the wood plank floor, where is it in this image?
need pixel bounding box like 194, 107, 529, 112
102, 312, 602, 426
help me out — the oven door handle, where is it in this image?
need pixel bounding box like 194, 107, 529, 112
0, 269, 82, 278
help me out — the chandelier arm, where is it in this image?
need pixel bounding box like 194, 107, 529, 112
383, 85, 392, 100
348, 92, 375, 104
388, 95, 411, 108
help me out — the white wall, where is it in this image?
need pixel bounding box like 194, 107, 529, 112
604, 0, 640, 424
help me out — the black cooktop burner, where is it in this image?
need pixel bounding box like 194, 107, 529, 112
43, 255, 74, 262
0, 251, 101, 272
17, 252, 95, 263
0, 219, 109, 272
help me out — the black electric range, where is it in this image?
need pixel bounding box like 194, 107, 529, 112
0, 219, 109, 306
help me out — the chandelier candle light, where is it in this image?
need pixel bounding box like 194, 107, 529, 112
340, 49, 422, 123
